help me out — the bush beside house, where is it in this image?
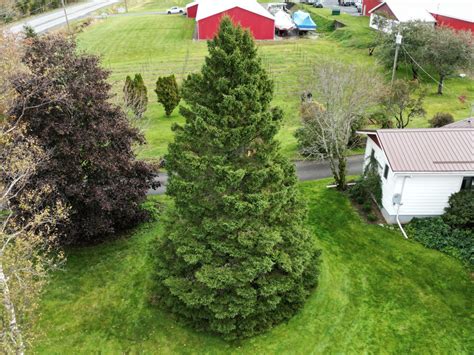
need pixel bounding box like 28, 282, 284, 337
407, 190, 473, 265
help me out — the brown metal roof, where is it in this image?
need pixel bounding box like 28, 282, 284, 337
443, 117, 474, 129
376, 128, 474, 173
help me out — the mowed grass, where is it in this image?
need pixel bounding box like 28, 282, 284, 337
33, 180, 474, 353
77, 8, 473, 160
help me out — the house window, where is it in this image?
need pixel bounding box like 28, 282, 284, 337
461, 177, 473, 190
383, 164, 389, 179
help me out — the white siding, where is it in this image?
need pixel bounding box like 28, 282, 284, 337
362, 136, 466, 222
394, 175, 463, 216
363, 136, 397, 215
369, 13, 398, 32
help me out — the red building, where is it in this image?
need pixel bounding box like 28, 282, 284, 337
430, 13, 474, 32
362, 0, 473, 33
186, 1, 198, 18
195, 0, 274, 40
362, 0, 381, 15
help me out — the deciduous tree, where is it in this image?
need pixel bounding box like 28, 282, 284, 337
0, 33, 23, 118
382, 79, 426, 129
424, 26, 472, 95
298, 61, 382, 189
0, 126, 68, 354
152, 18, 319, 339
6, 34, 156, 244
375, 21, 431, 80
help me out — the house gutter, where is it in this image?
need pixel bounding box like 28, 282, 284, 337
394, 175, 410, 239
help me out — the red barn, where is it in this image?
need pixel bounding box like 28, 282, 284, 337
428, 0, 474, 32
431, 13, 474, 32
362, 0, 474, 32
362, 0, 381, 15
195, 0, 274, 40
186, 1, 198, 18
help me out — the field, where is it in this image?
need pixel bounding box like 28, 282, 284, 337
75, 4, 473, 160
33, 180, 474, 353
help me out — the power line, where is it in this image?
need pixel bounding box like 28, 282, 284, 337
401, 45, 448, 92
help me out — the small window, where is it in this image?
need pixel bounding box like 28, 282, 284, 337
383, 164, 389, 179
461, 177, 474, 190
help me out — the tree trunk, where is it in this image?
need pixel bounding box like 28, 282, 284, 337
337, 156, 347, 190
437, 74, 445, 95
411, 65, 418, 81
0, 261, 25, 355
328, 157, 340, 188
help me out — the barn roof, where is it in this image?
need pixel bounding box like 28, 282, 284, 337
373, 128, 474, 173
370, 0, 436, 23
186, 1, 198, 9
196, 0, 274, 21
372, 0, 474, 24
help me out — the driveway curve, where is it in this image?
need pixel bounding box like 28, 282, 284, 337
149, 155, 364, 195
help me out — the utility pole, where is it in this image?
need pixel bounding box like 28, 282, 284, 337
61, 0, 70, 33
391, 31, 403, 85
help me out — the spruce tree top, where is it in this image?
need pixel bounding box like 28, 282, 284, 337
168, 17, 289, 206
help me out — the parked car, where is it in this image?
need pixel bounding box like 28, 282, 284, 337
355, 0, 362, 12
338, 0, 351, 6
167, 6, 184, 14
313, 0, 323, 8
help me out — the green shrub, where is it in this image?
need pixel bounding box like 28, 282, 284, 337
155, 74, 180, 116
429, 112, 454, 127
123, 73, 148, 119
367, 213, 377, 222
407, 217, 473, 265
443, 190, 473, 230
141, 200, 163, 221
349, 150, 382, 206
362, 202, 372, 213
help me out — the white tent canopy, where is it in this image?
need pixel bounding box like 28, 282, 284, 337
274, 9, 295, 31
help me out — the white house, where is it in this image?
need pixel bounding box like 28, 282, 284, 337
358, 128, 474, 224
369, 0, 436, 32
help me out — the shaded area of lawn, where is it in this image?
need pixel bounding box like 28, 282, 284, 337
34, 180, 473, 353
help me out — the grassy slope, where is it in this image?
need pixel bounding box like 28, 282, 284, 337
34, 180, 473, 353
77, 14, 375, 160
76, 7, 473, 161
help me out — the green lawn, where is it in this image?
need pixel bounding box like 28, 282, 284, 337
76, 8, 472, 161
33, 180, 473, 353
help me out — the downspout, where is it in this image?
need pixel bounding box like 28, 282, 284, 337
395, 175, 409, 239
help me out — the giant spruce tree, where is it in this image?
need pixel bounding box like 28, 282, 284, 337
152, 18, 319, 339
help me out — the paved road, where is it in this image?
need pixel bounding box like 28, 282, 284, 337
149, 155, 364, 195
8, 0, 119, 34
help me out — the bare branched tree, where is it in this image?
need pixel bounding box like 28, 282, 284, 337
0, 127, 68, 354
0, 33, 68, 354
299, 62, 382, 189
0, 33, 24, 117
